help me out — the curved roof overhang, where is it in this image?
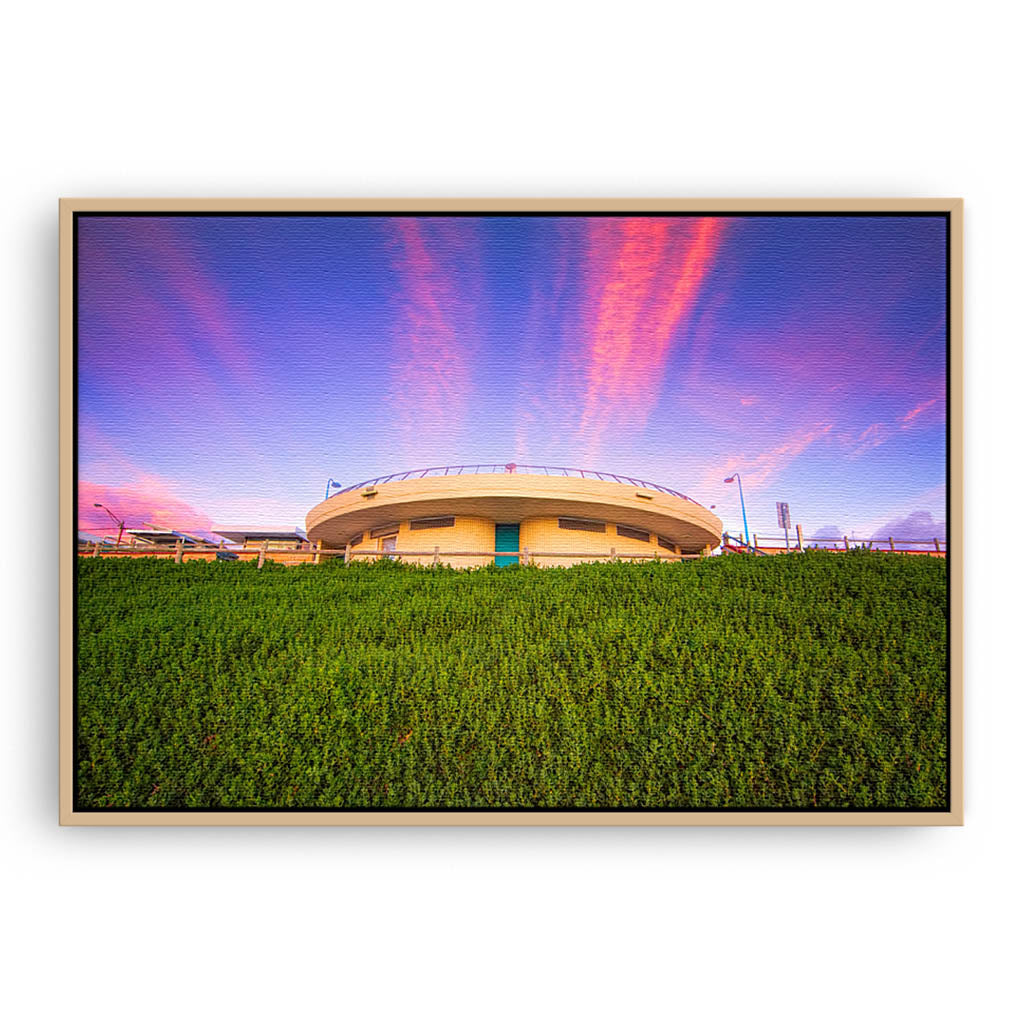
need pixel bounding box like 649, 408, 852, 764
306, 473, 722, 553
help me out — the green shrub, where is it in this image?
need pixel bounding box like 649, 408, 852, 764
75, 553, 948, 809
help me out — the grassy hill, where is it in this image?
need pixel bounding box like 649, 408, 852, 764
75, 553, 948, 810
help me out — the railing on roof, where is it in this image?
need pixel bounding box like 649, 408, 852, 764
334, 463, 702, 505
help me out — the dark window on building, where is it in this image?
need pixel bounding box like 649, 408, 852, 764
616, 524, 650, 542
657, 536, 677, 552
558, 518, 606, 533
409, 516, 455, 530
369, 524, 400, 539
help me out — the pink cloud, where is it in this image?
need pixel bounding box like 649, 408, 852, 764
901, 396, 940, 427
842, 392, 944, 457
677, 298, 947, 464
77, 221, 258, 443
386, 219, 479, 454
129, 219, 259, 388
570, 217, 727, 457
755, 320, 944, 405
702, 421, 834, 492
79, 476, 213, 539
77, 239, 199, 384
849, 422, 893, 457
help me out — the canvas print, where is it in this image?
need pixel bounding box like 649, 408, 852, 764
65, 202, 957, 821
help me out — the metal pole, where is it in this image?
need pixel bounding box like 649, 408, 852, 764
736, 474, 750, 549
94, 503, 125, 547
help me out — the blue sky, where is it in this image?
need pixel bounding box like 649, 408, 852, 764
77, 213, 947, 543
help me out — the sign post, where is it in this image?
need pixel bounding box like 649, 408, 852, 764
776, 501, 791, 550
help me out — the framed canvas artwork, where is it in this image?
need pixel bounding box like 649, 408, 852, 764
59, 198, 962, 825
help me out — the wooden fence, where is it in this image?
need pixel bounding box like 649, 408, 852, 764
725, 526, 946, 557
79, 531, 946, 566
77, 539, 707, 567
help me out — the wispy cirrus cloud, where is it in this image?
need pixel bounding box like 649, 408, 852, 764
701, 421, 835, 494
385, 219, 481, 456
676, 297, 946, 471
77, 219, 267, 465
846, 393, 945, 458
79, 217, 261, 392
564, 217, 727, 460
131, 218, 261, 388
901, 396, 940, 427
849, 421, 893, 458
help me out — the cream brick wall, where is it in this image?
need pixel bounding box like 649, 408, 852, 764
402, 516, 496, 569
348, 516, 496, 569
520, 517, 670, 568
333, 513, 681, 569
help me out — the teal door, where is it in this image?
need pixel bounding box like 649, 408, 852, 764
494, 523, 520, 566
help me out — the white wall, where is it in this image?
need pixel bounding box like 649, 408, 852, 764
3, 3, 1019, 1021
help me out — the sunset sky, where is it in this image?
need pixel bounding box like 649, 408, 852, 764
77, 214, 947, 544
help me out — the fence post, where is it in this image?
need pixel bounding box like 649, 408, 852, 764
796, 524, 803, 552
92, 541, 100, 557
889, 536, 896, 552
433, 545, 439, 568
522, 546, 530, 567
610, 546, 616, 562
753, 533, 758, 550
257, 539, 267, 569
174, 538, 183, 564
843, 535, 849, 551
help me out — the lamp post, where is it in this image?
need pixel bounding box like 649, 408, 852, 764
723, 474, 750, 550
93, 502, 125, 547
324, 478, 343, 501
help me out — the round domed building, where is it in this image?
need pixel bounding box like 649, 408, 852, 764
305, 463, 723, 568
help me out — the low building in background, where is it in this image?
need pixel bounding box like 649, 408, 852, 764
211, 526, 308, 551
123, 527, 207, 548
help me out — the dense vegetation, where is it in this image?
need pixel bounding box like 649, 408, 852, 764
76, 553, 948, 810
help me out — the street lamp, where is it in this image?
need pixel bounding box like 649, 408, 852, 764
324, 478, 343, 501
93, 502, 125, 547
723, 474, 751, 550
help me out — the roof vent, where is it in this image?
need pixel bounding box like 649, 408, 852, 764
361, 486, 378, 498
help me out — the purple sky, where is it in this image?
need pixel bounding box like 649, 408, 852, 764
77, 214, 947, 544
